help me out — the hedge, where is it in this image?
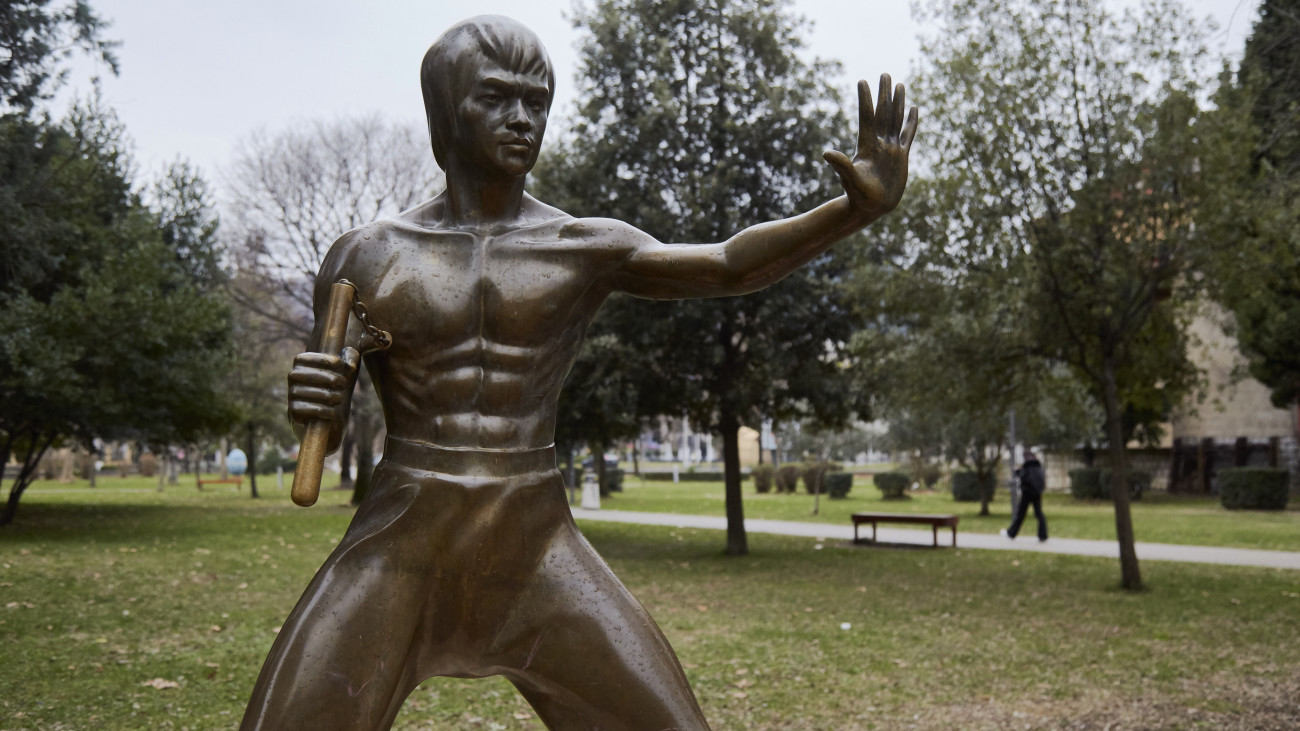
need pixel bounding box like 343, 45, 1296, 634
874, 471, 910, 499
641, 470, 748, 482
776, 464, 801, 493
951, 471, 995, 502
1218, 467, 1289, 510
826, 472, 853, 499
1069, 467, 1152, 500
752, 464, 775, 493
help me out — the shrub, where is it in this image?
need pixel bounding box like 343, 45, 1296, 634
1070, 468, 1152, 500
1069, 468, 1102, 499
1219, 467, 1290, 510
874, 471, 910, 499
139, 453, 158, 478
601, 468, 625, 495
802, 462, 841, 494
1099, 469, 1152, 500
776, 464, 801, 493
951, 471, 995, 502
826, 472, 853, 499
921, 463, 943, 489
752, 464, 775, 493
641, 470, 745, 482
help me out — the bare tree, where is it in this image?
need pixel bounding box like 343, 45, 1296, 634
222, 114, 443, 501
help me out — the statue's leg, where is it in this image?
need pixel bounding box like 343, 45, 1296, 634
240, 465, 435, 731
490, 501, 711, 731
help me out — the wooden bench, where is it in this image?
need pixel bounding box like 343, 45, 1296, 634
851, 512, 959, 548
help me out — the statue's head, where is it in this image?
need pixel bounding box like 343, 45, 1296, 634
421, 16, 555, 171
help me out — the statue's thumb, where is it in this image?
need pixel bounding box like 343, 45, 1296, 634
340, 346, 361, 373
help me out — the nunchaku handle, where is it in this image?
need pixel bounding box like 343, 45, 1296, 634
291, 281, 358, 507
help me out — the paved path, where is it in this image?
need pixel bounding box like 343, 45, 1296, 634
571, 507, 1300, 570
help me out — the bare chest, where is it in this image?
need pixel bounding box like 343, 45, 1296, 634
348, 230, 607, 348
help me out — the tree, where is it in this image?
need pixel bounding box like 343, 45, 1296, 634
1208, 0, 1300, 411
223, 115, 443, 503
535, 0, 868, 556
912, 0, 1218, 589
0, 0, 118, 114
0, 99, 237, 525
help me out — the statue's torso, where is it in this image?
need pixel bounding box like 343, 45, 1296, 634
326, 206, 624, 450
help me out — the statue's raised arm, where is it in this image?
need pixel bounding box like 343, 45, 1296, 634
610, 74, 919, 300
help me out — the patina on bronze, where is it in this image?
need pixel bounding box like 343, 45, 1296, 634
243, 15, 917, 731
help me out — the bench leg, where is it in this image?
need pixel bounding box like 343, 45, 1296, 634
952, 525, 957, 548
872, 522, 877, 544
932, 524, 938, 548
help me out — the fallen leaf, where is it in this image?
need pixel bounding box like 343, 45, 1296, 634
142, 678, 180, 690
512, 712, 532, 720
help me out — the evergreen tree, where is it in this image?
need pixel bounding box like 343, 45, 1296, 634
536, 0, 869, 555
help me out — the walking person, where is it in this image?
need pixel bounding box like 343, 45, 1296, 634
1002, 449, 1048, 542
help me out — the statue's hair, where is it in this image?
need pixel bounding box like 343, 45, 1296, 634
420, 16, 555, 170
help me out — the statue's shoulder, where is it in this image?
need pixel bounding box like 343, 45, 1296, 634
553, 215, 657, 250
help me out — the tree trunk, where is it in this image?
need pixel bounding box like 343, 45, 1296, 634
157, 452, 166, 492
0, 432, 54, 527
594, 439, 608, 497
632, 439, 640, 476
351, 417, 375, 506
339, 430, 355, 486
246, 426, 260, 499
978, 467, 993, 516
721, 411, 748, 556
1102, 358, 1142, 591
219, 437, 229, 479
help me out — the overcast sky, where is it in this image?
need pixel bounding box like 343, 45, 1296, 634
60, 0, 1260, 196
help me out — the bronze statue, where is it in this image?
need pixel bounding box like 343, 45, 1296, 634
241, 15, 917, 731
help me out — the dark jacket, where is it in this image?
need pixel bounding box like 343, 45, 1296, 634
1017, 458, 1045, 496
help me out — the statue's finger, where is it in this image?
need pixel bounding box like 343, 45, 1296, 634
290, 366, 349, 388
857, 80, 875, 147
289, 401, 338, 423
893, 83, 906, 138
340, 346, 360, 371
876, 73, 893, 138
824, 149, 854, 177
289, 384, 346, 407
902, 107, 920, 150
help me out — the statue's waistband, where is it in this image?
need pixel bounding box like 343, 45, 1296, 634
382, 436, 557, 476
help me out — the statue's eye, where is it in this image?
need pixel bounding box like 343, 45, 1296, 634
481, 94, 501, 105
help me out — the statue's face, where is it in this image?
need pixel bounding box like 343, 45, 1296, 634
454, 54, 550, 177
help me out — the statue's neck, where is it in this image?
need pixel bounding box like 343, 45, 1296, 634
443, 164, 528, 230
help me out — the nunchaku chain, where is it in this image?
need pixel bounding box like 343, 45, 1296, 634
337, 279, 393, 351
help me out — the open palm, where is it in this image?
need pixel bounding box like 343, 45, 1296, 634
824, 75, 919, 217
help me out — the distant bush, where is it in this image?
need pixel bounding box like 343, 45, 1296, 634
752, 464, 775, 493
802, 462, 840, 494
1100, 469, 1152, 500
1219, 468, 1289, 511
642, 470, 745, 482
139, 453, 158, 478
603, 468, 625, 495
776, 464, 801, 493
951, 471, 995, 502
826, 472, 853, 499
875, 471, 910, 499
1070, 467, 1151, 499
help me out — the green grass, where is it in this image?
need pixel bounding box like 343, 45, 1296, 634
602, 474, 1300, 551
1, 478, 1298, 730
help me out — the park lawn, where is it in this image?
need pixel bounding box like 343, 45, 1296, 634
0, 479, 1296, 730
602, 474, 1300, 552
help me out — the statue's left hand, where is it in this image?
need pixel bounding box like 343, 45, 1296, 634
823, 75, 919, 218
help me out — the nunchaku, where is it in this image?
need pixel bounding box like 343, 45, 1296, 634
291, 280, 391, 507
